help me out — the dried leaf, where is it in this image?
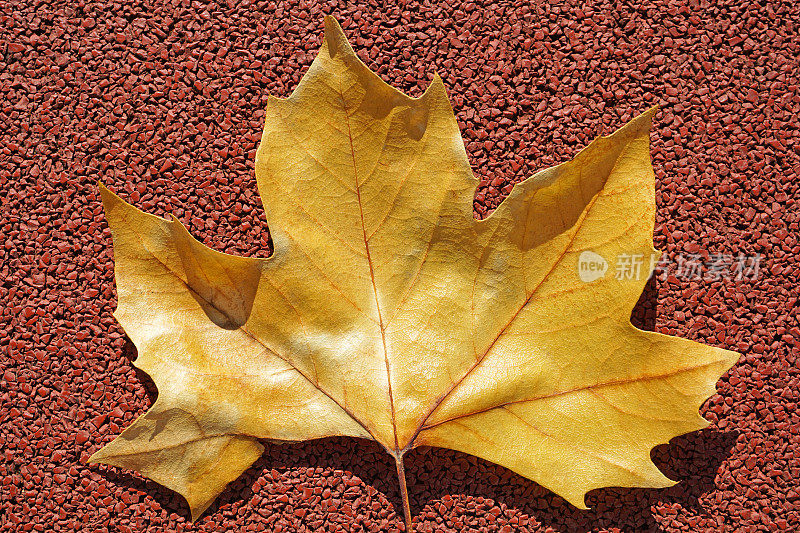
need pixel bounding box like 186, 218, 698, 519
90, 17, 739, 527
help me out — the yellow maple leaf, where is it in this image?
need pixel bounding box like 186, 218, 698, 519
90, 16, 739, 529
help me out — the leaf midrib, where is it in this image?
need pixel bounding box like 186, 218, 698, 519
338, 89, 401, 454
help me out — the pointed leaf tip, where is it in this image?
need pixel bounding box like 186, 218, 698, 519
639, 105, 658, 128
608, 106, 658, 142
323, 16, 353, 58
98, 182, 120, 211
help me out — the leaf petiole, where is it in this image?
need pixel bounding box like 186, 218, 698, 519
394, 451, 413, 532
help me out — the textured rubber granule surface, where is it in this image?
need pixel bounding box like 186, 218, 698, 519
1, 0, 799, 531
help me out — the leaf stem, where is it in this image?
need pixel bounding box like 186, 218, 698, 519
394, 452, 413, 532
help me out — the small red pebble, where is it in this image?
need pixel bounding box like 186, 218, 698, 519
7, 42, 24, 52
75, 431, 90, 445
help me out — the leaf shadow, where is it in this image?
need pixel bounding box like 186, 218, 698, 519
630, 273, 658, 332
92, 428, 735, 530
92, 467, 189, 522
222, 437, 407, 524
121, 337, 158, 405
403, 428, 737, 532
93, 436, 406, 527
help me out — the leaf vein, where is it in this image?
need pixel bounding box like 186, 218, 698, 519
420, 359, 728, 432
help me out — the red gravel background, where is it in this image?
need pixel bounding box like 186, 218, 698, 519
2, 0, 799, 531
